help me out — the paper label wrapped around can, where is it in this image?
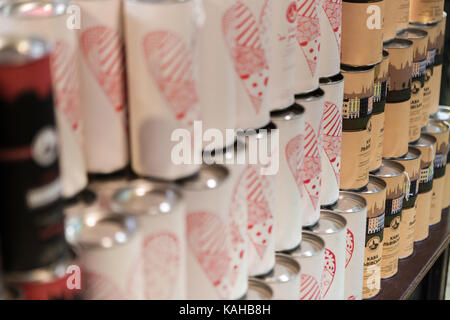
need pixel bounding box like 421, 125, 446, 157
318, 0, 342, 77
363, 212, 384, 299
430, 14, 446, 114
383, 100, 411, 158
429, 176, 445, 224
398, 206, 416, 259
396, 0, 411, 31
383, 0, 399, 41
409, 0, 444, 24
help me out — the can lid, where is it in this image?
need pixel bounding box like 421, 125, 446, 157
411, 133, 438, 147
340, 64, 375, 73
431, 107, 450, 121
382, 50, 389, 59
383, 38, 414, 49
0, 36, 49, 65
397, 28, 428, 40
332, 191, 367, 214
422, 119, 450, 134
294, 88, 324, 102
409, 21, 439, 29
372, 159, 405, 177
293, 231, 325, 258
203, 139, 246, 164
270, 103, 304, 120
0, 0, 67, 19
237, 121, 277, 140
64, 188, 98, 219
319, 73, 344, 85
246, 278, 273, 300
308, 211, 347, 234
176, 164, 229, 191
389, 146, 422, 161
258, 254, 300, 284
362, 176, 387, 194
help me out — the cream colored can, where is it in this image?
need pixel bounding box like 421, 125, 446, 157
409, 0, 444, 24
318, 0, 342, 77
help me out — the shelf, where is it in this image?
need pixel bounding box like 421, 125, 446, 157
372, 209, 450, 300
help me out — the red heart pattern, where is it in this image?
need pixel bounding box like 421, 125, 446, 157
345, 228, 355, 268
322, 101, 342, 184
302, 122, 322, 211
300, 273, 321, 300
321, 248, 336, 299
322, 0, 342, 52
286, 134, 304, 198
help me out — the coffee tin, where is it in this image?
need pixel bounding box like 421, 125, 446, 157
318, 0, 342, 77
409, 0, 444, 24
245, 278, 273, 300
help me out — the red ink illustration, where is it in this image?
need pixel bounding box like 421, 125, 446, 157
300, 273, 321, 300
302, 122, 322, 210
321, 248, 336, 298
322, 101, 342, 184
322, 0, 342, 52
286, 134, 304, 198
345, 228, 354, 269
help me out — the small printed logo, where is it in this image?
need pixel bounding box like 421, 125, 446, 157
366, 5, 382, 30
391, 216, 401, 230
368, 236, 381, 251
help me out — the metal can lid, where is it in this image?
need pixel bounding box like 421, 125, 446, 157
64, 188, 98, 218
332, 191, 367, 214
397, 28, 428, 40
431, 107, 450, 121
389, 146, 422, 161
0, 0, 67, 19
383, 38, 414, 49
270, 103, 304, 120
293, 232, 325, 258
0, 36, 49, 65
258, 254, 300, 284
411, 133, 438, 147
203, 139, 246, 164
246, 278, 273, 300
409, 21, 439, 29
294, 87, 324, 102
372, 159, 405, 177
176, 164, 229, 191
422, 119, 450, 134
319, 73, 344, 86
362, 176, 387, 194
111, 179, 182, 216
237, 121, 277, 139
341, 64, 375, 73
308, 211, 347, 234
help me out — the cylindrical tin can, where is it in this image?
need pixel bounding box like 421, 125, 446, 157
422, 119, 449, 225
295, 89, 325, 226
430, 106, 450, 209
0, 36, 68, 272
88, 172, 131, 209
390, 147, 422, 259
410, 133, 436, 241
396, 0, 411, 31
66, 209, 144, 300
341, 0, 385, 66
111, 180, 186, 300
271, 104, 305, 251
409, 0, 444, 24
371, 160, 406, 279
74, 0, 128, 174
257, 253, 301, 300
289, 231, 325, 300
306, 211, 346, 300
328, 192, 367, 300
63, 189, 98, 221
429, 13, 446, 114
0, 0, 87, 198
245, 278, 273, 300
383, 0, 400, 41
268, 0, 297, 110
356, 176, 387, 300
124, 0, 202, 180
319, 74, 344, 206
225, 0, 272, 129
397, 28, 428, 143
340, 65, 374, 190
199, 0, 236, 151
318, 0, 342, 77
294, 0, 322, 93
370, 51, 389, 171
383, 100, 411, 158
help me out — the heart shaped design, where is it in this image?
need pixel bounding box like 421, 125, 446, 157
321, 248, 336, 299
223, 0, 270, 115
322, 0, 342, 52
296, 0, 321, 76
300, 273, 321, 300
80, 26, 125, 113
345, 228, 355, 268
302, 122, 322, 210
142, 232, 180, 299
142, 31, 200, 126
187, 211, 232, 299
286, 134, 304, 198
322, 101, 342, 184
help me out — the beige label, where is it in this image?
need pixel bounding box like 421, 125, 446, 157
383, 100, 410, 157
399, 206, 416, 259
423, 71, 433, 125
410, 0, 445, 24
363, 212, 384, 300
396, 0, 410, 30
409, 87, 424, 142
430, 64, 443, 115
341, 128, 372, 190
342, 1, 384, 66
414, 191, 432, 241
381, 218, 401, 279
429, 176, 445, 225
383, 0, 397, 41
370, 112, 385, 171
445, 164, 450, 209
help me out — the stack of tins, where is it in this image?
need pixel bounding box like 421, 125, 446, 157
0, 36, 78, 300
383, 0, 410, 42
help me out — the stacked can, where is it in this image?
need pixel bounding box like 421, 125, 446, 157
245, 279, 273, 300
0, 0, 87, 198
328, 192, 368, 300
369, 51, 389, 172
290, 232, 325, 300
409, 0, 444, 24
340, 65, 374, 190
88, 170, 131, 209
430, 13, 446, 114
384, 0, 402, 42
396, 0, 411, 31
421, 119, 449, 225
396, 29, 428, 143
410, 133, 437, 241
383, 39, 414, 158
371, 160, 406, 279
391, 147, 422, 259
306, 211, 347, 300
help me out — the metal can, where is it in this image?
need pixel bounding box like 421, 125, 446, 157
356, 176, 387, 300
397, 29, 428, 143
410, 133, 437, 241
429, 13, 447, 115
409, 0, 444, 24
295, 0, 322, 93
383, 100, 411, 158
88, 171, 131, 209
271, 104, 305, 251
306, 211, 346, 300
422, 119, 449, 225
66, 209, 144, 300
341, 0, 385, 66
124, 0, 202, 180
0, 35, 67, 272
225, 0, 272, 129
63, 189, 99, 220
340, 65, 374, 190
289, 231, 325, 300
245, 278, 273, 300
318, 0, 342, 77
256, 253, 301, 300
319, 73, 344, 206
111, 179, 186, 300
396, 0, 411, 31
370, 51, 389, 171
383, 0, 401, 41
295, 89, 325, 226
0, 0, 87, 198
329, 191, 367, 300
371, 160, 406, 279
390, 147, 422, 259
268, 0, 297, 110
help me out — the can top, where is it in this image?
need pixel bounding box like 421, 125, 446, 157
203, 139, 245, 163
412, 133, 438, 147
237, 121, 277, 140
245, 279, 273, 300
409, 21, 439, 29
395, 146, 422, 161
270, 103, 304, 121
373, 159, 405, 177
397, 28, 428, 40
293, 231, 325, 258
319, 73, 344, 86
332, 191, 367, 214
422, 119, 450, 135
431, 107, 450, 122
383, 50, 389, 60
308, 211, 347, 234
0, 36, 49, 65
176, 164, 229, 191
340, 64, 375, 73
258, 254, 300, 284
294, 88, 324, 102
363, 176, 387, 194
64, 188, 98, 218
383, 38, 414, 49
111, 179, 182, 217
0, 0, 67, 19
